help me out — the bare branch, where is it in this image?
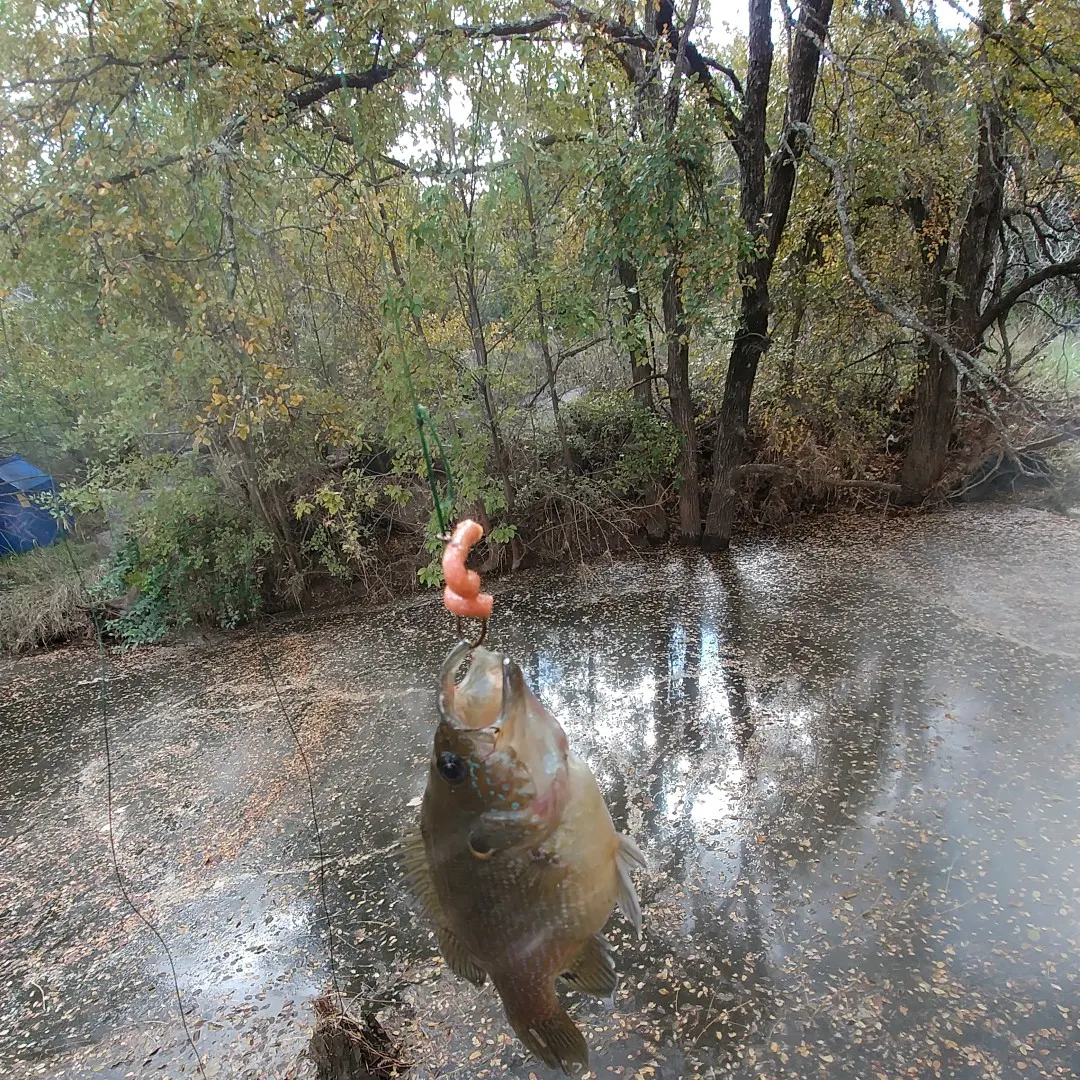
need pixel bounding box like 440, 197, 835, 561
282, 10, 579, 114
1, 152, 189, 234
977, 258, 1080, 337
702, 57, 745, 99
284, 64, 399, 112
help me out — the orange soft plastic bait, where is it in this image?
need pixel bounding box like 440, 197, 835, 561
442, 519, 494, 621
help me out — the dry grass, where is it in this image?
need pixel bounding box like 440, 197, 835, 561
0, 540, 101, 655
308, 992, 406, 1079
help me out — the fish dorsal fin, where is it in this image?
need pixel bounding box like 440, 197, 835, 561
614, 832, 647, 938
402, 829, 488, 987
436, 925, 487, 987
561, 933, 617, 998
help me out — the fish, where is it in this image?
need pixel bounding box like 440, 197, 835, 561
403, 640, 646, 1075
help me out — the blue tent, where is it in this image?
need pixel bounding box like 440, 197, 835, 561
0, 456, 65, 557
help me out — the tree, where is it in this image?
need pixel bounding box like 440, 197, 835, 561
797, 0, 1079, 500
1, 0, 1077, 631
702, 0, 836, 550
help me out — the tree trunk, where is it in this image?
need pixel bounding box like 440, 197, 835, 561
899, 344, 958, 496
664, 259, 701, 544
900, 92, 1006, 496
997, 313, 1013, 380
659, 2, 705, 545
702, 0, 773, 550
701, 0, 834, 551
897, 228, 951, 500
782, 223, 824, 387
521, 169, 574, 473
784, 290, 806, 388
703, 273, 770, 550
459, 269, 524, 567
617, 258, 654, 411
617, 257, 669, 542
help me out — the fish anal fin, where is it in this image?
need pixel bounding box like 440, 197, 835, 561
561, 933, 616, 998
494, 973, 589, 1076
435, 925, 486, 987
615, 832, 646, 937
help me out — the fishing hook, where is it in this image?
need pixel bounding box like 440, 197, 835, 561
455, 616, 488, 649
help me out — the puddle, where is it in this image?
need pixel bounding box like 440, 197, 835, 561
1, 505, 1078, 1078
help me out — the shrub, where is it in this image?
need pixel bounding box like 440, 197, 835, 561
560, 391, 680, 492
92, 474, 273, 647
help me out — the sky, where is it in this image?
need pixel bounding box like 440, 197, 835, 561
703, 0, 971, 41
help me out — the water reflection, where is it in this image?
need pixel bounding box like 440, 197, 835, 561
2, 517, 1078, 1078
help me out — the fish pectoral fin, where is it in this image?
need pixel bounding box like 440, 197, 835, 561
401, 830, 487, 987
560, 933, 616, 998
436, 926, 487, 987
494, 974, 589, 1076
400, 828, 444, 924
615, 832, 647, 938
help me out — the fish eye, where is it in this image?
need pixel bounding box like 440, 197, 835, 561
437, 751, 467, 784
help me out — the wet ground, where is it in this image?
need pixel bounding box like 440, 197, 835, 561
1, 504, 1078, 1080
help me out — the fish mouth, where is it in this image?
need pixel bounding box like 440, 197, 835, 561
438, 639, 523, 736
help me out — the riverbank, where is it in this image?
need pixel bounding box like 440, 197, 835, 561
3, 469, 1076, 661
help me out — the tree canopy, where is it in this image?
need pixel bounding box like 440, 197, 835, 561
1, 0, 1077, 637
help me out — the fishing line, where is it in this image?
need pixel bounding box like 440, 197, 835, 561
222, 322, 343, 1001
58, 533, 209, 1080
183, 0, 344, 1005
6, 1, 334, 1068
248, 617, 343, 1001
7, 350, 208, 1075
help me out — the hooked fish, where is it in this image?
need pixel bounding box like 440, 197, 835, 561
403, 641, 646, 1075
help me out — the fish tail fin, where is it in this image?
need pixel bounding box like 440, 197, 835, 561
615, 832, 647, 938
494, 974, 589, 1076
